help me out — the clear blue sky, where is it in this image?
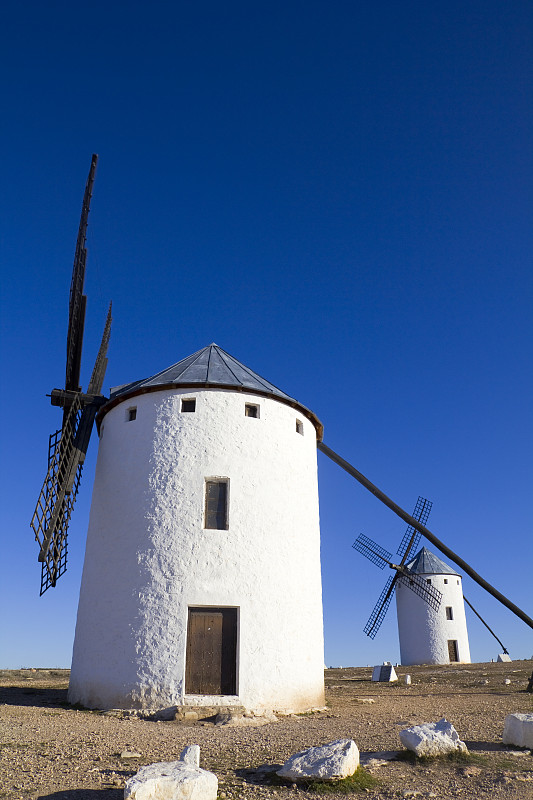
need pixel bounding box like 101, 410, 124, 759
1, 1, 532, 668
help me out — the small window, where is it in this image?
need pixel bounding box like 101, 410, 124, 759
446, 607, 453, 620
457, 579, 460, 585
444, 579, 448, 584
128, 407, 137, 421
296, 419, 304, 435
205, 480, 228, 530
181, 398, 196, 413
426, 578, 431, 585
245, 403, 259, 418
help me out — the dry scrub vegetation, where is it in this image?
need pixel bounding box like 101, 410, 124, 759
1, 660, 532, 800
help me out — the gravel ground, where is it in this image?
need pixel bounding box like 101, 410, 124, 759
1, 661, 532, 800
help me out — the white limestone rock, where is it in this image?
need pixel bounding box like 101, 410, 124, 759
215, 709, 277, 727
399, 718, 467, 757
503, 714, 533, 749
372, 664, 398, 682
180, 745, 200, 767
277, 739, 359, 781
124, 761, 217, 800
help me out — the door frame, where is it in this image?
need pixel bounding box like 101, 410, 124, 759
184, 606, 239, 696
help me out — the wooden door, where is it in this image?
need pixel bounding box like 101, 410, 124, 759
447, 639, 459, 662
185, 608, 237, 695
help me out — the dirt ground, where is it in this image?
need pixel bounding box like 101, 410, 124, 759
1, 661, 532, 800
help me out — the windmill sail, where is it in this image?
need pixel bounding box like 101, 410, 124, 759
364, 575, 397, 638
31, 396, 84, 593
397, 571, 442, 610
30, 156, 112, 595
352, 535, 392, 569
353, 495, 441, 638
65, 154, 98, 394
396, 496, 432, 561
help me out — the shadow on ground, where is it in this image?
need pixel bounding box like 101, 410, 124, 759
37, 792, 121, 799
0, 686, 68, 708
465, 740, 509, 752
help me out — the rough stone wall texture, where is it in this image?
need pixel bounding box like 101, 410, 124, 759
69, 388, 325, 712
396, 573, 471, 666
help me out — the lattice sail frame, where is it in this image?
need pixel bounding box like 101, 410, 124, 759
352, 534, 392, 569
31, 396, 84, 594
396, 496, 432, 561
355, 495, 441, 638
364, 575, 396, 638
397, 571, 442, 611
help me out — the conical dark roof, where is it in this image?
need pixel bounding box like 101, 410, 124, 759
110, 344, 295, 400
406, 547, 458, 576
104, 344, 323, 437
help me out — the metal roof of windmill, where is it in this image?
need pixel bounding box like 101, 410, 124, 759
406, 547, 459, 576
103, 344, 323, 437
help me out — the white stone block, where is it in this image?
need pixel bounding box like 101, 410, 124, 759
277, 739, 359, 781
497, 653, 512, 662
180, 745, 200, 767
372, 665, 398, 682
399, 718, 467, 757
503, 714, 533, 749
124, 761, 218, 800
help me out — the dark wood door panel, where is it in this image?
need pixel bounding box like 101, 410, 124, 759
186, 608, 237, 695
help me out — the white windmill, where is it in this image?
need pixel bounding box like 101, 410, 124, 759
395, 547, 471, 665
30, 157, 532, 710
68, 343, 325, 711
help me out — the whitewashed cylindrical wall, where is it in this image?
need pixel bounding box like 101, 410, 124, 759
396, 571, 471, 666
68, 387, 325, 712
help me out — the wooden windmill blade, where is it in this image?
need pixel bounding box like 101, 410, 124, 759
30, 155, 112, 595
31, 394, 84, 593
65, 154, 98, 394
364, 574, 398, 639
396, 569, 442, 612
87, 302, 112, 396
396, 496, 432, 561
352, 534, 392, 569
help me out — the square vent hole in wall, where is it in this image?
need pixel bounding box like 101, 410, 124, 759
127, 407, 137, 421
181, 398, 196, 413
296, 419, 304, 435
245, 403, 259, 418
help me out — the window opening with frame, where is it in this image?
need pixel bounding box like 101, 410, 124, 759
181, 398, 196, 413
245, 403, 259, 418
205, 480, 229, 530
127, 407, 137, 421
295, 419, 304, 435
446, 606, 453, 620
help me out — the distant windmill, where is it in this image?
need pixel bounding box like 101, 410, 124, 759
30, 156, 533, 711
353, 497, 441, 639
